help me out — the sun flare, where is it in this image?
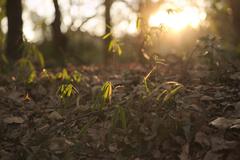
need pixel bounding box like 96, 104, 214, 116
149, 2, 206, 32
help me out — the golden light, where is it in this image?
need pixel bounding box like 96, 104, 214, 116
149, 2, 206, 32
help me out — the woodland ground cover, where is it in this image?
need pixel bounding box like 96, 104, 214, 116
1, 1, 240, 159
0, 60, 239, 160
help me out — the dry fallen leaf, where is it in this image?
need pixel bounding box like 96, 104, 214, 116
48, 137, 73, 154
210, 136, 237, 151
194, 131, 210, 147
210, 117, 240, 129
234, 101, 240, 117
48, 111, 63, 121
200, 95, 214, 102
230, 72, 240, 80
203, 150, 222, 160
108, 143, 118, 153
178, 143, 190, 160
0, 86, 6, 94
3, 116, 24, 124
210, 117, 232, 129
231, 124, 240, 129
23, 92, 31, 102
152, 149, 161, 159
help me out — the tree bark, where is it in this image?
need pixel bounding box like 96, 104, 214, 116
52, 0, 67, 65
137, 0, 162, 65
6, 0, 23, 62
137, 1, 153, 64
229, 0, 240, 44
104, 0, 113, 64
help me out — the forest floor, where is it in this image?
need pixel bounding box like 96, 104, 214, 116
0, 62, 240, 160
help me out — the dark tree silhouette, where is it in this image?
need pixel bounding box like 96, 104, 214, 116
137, 0, 160, 64
137, 1, 149, 64
52, 0, 67, 65
6, 0, 23, 62
104, 0, 113, 64
229, 0, 240, 44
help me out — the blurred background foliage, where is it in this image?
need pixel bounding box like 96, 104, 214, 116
0, 0, 240, 67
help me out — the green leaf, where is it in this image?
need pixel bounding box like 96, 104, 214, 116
163, 85, 183, 103
108, 39, 123, 55
117, 44, 122, 55
17, 58, 37, 83
111, 106, 127, 129
58, 83, 76, 99
156, 89, 168, 101
106, 24, 112, 29
72, 71, 82, 83
118, 106, 127, 129
111, 108, 119, 129
108, 40, 114, 52
136, 16, 141, 30
102, 32, 112, 40
66, 84, 73, 97
101, 81, 112, 103
62, 69, 70, 80
36, 49, 45, 68
144, 67, 156, 93
56, 68, 71, 81
1, 54, 8, 64
28, 70, 36, 83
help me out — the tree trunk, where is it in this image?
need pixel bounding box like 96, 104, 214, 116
229, 0, 240, 44
137, 0, 153, 64
137, 0, 162, 65
104, 0, 113, 64
52, 0, 67, 65
6, 0, 23, 62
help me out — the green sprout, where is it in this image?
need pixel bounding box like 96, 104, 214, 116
101, 81, 113, 103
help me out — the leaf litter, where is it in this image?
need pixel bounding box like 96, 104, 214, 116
0, 64, 240, 160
